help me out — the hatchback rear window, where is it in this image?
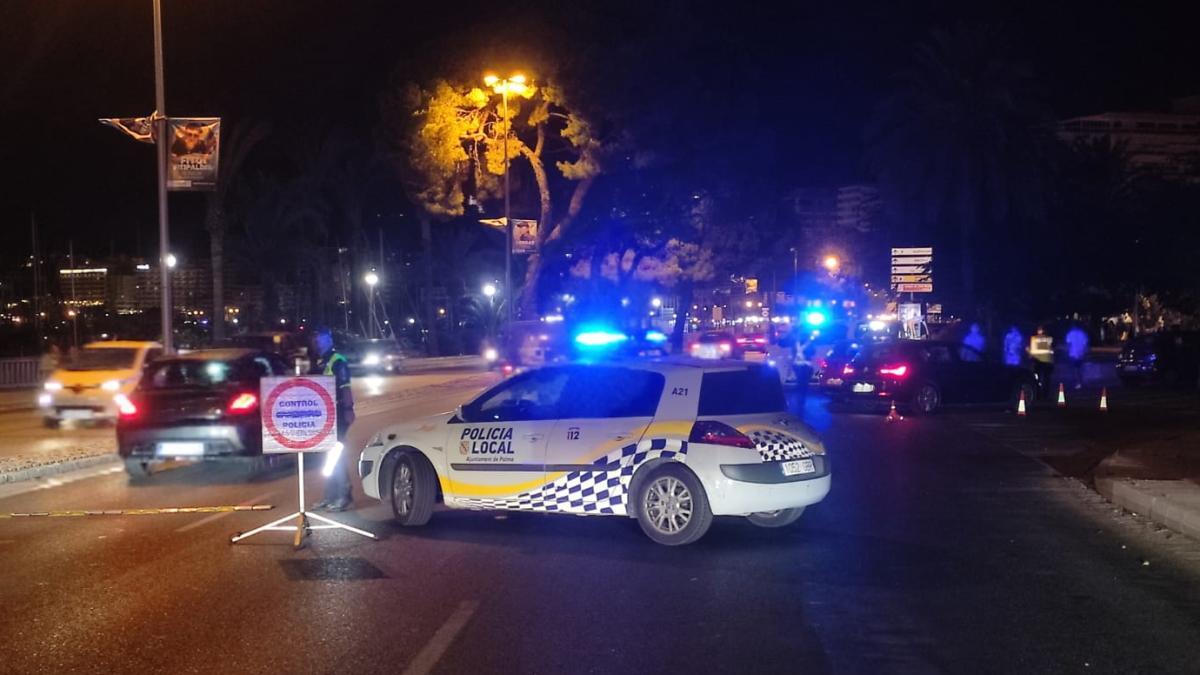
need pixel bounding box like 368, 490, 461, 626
698, 367, 786, 415
142, 360, 254, 389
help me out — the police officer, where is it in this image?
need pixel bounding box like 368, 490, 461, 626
1029, 326, 1055, 397
310, 327, 356, 511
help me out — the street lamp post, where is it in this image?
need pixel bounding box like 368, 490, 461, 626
152, 0, 173, 353
484, 73, 528, 328
364, 270, 379, 339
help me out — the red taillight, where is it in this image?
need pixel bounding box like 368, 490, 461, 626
879, 364, 909, 378
736, 337, 749, 344
114, 393, 138, 418
228, 392, 258, 414
754, 337, 766, 344
719, 342, 732, 352
842, 364, 855, 376
689, 421, 756, 449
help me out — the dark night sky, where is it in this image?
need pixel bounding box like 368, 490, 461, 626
2, 0, 1199, 265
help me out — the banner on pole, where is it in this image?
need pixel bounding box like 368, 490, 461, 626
99, 113, 157, 144
167, 117, 220, 191
261, 376, 338, 454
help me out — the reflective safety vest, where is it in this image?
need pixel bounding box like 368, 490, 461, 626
1029, 335, 1054, 364
323, 352, 348, 377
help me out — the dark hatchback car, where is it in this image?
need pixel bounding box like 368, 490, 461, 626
1118, 330, 1200, 386
840, 340, 1037, 414
116, 349, 292, 478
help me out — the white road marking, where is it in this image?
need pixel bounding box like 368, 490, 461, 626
174, 491, 277, 533
402, 600, 479, 675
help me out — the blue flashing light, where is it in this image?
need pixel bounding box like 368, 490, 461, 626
574, 329, 628, 347
645, 330, 668, 343
804, 311, 828, 327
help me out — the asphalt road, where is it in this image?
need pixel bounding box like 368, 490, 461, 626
2, 379, 1200, 674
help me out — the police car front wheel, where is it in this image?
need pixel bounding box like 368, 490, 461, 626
390, 452, 435, 526
635, 464, 713, 546
746, 507, 805, 528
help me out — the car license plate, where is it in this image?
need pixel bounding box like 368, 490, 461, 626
852, 383, 875, 393
61, 409, 94, 420
1122, 364, 1139, 372
782, 459, 815, 476
826, 377, 844, 386
157, 442, 205, 457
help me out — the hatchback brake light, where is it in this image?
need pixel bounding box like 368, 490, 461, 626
879, 363, 909, 378
114, 393, 138, 418
228, 392, 259, 414
842, 364, 855, 376
689, 421, 756, 449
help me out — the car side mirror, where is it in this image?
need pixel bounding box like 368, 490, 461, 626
454, 404, 469, 423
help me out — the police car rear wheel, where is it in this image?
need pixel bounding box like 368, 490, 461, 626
747, 507, 805, 528
635, 465, 712, 546
391, 452, 434, 526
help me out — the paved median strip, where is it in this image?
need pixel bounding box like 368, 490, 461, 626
0, 504, 274, 519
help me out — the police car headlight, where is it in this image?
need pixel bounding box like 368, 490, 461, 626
483, 347, 499, 362
44, 381, 63, 392
363, 353, 381, 366
101, 379, 122, 392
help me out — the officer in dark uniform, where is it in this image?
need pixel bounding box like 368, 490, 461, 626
310, 327, 356, 511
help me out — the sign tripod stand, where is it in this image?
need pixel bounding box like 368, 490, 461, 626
231, 375, 376, 548
231, 449, 376, 548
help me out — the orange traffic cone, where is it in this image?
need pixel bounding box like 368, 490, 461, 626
1057, 383, 1066, 408
1017, 388, 1027, 416
1099, 387, 1108, 411
886, 399, 903, 422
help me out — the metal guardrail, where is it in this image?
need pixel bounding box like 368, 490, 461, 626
0, 358, 44, 389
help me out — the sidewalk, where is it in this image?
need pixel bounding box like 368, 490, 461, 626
1092, 425, 1200, 542
0, 388, 37, 414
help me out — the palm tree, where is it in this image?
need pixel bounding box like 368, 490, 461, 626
866, 23, 1050, 309
205, 121, 269, 342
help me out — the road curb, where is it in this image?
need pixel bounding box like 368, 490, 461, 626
1095, 476, 1200, 542
0, 454, 122, 486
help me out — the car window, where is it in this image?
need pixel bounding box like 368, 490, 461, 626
248, 357, 273, 378
922, 345, 953, 363
558, 367, 665, 418
142, 359, 250, 389
698, 367, 786, 415
467, 368, 570, 422
957, 345, 982, 362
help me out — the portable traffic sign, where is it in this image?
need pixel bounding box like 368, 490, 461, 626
232, 376, 376, 547
260, 376, 339, 454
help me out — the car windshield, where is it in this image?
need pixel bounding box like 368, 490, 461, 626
698, 367, 786, 414
698, 333, 733, 344
65, 348, 138, 371
141, 359, 253, 389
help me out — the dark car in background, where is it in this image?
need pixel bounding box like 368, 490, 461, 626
116, 349, 293, 478
224, 331, 309, 373
1118, 330, 1200, 386
817, 339, 862, 389
342, 337, 409, 375
840, 340, 1037, 414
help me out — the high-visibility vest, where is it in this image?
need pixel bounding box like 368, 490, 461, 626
1029, 335, 1054, 363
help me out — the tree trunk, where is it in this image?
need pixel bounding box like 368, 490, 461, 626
208, 215, 225, 342
419, 215, 440, 356
671, 281, 693, 351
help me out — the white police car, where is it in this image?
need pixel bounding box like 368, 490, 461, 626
358, 360, 830, 545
